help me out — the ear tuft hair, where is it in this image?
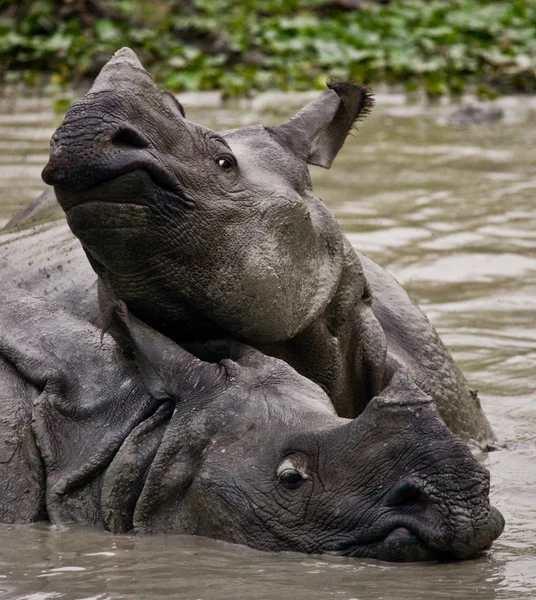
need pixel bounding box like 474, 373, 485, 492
327, 80, 374, 130
327, 79, 375, 124
267, 80, 374, 169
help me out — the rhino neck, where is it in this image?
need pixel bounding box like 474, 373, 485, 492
96, 276, 229, 354
258, 241, 387, 419
95, 239, 387, 420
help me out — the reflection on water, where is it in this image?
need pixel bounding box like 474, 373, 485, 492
0, 91, 535, 599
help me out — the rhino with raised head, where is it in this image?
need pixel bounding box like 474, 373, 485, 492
0, 294, 504, 561
36, 48, 495, 449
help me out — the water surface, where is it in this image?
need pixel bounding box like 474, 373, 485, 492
0, 90, 534, 599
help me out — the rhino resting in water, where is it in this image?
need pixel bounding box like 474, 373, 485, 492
36, 48, 495, 449
0, 48, 505, 561
0, 294, 504, 561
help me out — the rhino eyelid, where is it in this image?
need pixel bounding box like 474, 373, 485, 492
288, 470, 311, 481
277, 468, 311, 491
276, 458, 311, 480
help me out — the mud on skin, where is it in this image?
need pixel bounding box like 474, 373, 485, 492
0, 294, 504, 561
41, 48, 496, 450
0, 48, 505, 561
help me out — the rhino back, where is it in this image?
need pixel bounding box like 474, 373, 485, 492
358, 251, 496, 449
1, 216, 98, 322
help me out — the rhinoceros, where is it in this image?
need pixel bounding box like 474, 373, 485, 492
27, 48, 495, 449
0, 293, 504, 561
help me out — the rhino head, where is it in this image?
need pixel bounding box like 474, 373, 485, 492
39, 48, 498, 449
0, 292, 503, 560
99, 304, 504, 562
41, 48, 372, 346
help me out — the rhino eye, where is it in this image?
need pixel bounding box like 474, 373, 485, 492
216, 154, 236, 170
279, 469, 306, 490
277, 457, 311, 490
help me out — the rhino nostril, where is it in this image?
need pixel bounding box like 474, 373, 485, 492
111, 126, 149, 149
389, 481, 428, 508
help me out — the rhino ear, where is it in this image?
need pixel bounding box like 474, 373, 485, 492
268, 81, 374, 168
161, 91, 186, 118
111, 302, 221, 401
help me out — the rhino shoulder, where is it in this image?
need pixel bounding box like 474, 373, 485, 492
356, 250, 496, 450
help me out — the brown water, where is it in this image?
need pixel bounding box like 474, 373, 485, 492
0, 90, 534, 599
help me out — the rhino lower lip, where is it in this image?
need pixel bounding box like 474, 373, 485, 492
330, 526, 455, 562
52, 167, 195, 212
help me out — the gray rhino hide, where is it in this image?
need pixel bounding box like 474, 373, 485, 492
0, 293, 162, 527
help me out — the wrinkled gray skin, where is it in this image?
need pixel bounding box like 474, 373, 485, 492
0, 293, 504, 561
34, 48, 497, 449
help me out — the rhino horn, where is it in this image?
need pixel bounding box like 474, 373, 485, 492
87, 47, 156, 96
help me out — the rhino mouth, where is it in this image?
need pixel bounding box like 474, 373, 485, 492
53, 168, 195, 218
53, 169, 191, 234
43, 155, 195, 211
330, 526, 457, 562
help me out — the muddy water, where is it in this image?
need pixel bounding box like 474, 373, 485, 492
0, 90, 534, 599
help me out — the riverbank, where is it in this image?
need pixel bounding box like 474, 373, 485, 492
1, 0, 536, 97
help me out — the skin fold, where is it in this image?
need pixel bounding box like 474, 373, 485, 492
0, 293, 504, 561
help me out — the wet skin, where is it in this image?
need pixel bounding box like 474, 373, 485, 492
40, 49, 496, 450
0, 294, 504, 561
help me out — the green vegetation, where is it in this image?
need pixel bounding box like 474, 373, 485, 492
1, 0, 536, 96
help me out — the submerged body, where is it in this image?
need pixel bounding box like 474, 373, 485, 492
0, 293, 504, 561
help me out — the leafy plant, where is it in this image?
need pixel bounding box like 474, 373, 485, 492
1, 0, 535, 96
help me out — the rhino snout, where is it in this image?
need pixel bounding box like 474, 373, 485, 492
324, 377, 505, 562
42, 46, 195, 209
42, 114, 194, 209
328, 463, 504, 562
381, 465, 505, 561
42, 120, 147, 193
